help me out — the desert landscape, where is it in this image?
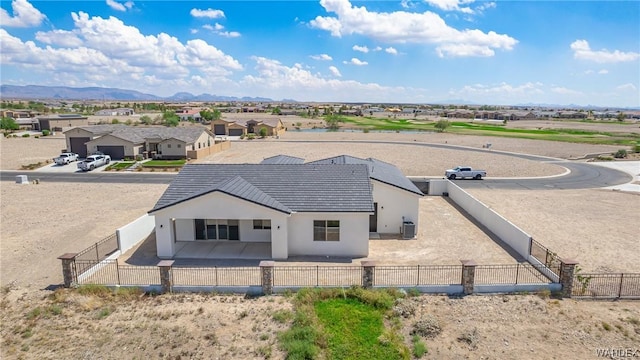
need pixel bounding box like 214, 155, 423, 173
1, 129, 639, 359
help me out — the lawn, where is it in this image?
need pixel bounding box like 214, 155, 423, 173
142, 159, 186, 167
337, 116, 640, 146
105, 161, 135, 170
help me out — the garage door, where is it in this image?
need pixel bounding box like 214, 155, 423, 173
97, 146, 125, 160
213, 124, 226, 135
69, 137, 89, 158
229, 129, 244, 136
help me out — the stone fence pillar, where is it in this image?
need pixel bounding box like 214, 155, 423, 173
361, 261, 376, 289
157, 260, 174, 294
460, 260, 477, 295
260, 261, 275, 295
559, 259, 579, 298
58, 253, 77, 288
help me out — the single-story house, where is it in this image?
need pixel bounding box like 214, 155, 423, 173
149, 155, 423, 260
94, 108, 135, 116
37, 114, 89, 132
211, 118, 285, 137
64, 125, 217, 159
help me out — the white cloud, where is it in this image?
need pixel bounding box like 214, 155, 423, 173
617, 83, 637, 91
106, 0, 134, 12
214, 23, 225, 31
551, 86, 582, 95
310, 0, 517, 58
35, 30, 83, 47
385, 47, 398, 55
201, 22, 240, 37
570, 40, 640, 63
218, 31, 241, 38
190, 29, 198, 34
352, 45, 369, 53
0, 0, 46, 27
343, 58, 368, 66
476, 2, 496, 12
426, 0, 474, 13
190, 8, 225, 19
202, 24, 214, 31
400, 0, 415, 9
329, 65, 341, 77
240, 56, 411, 102
598, 69, 609, 75
310, 54, 333, 61
1, 13, 243, 93
450, 82, 545, 102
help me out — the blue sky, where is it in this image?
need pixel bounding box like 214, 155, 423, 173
1, 0, 639, 107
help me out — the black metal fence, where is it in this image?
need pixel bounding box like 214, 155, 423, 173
374, 265, 462, 286
530, 238, 562, 277
173, 267, 261, 286
273, 266, 362, 287
74, 234, 119, 275
572, 273, 640, 299
475, 264, 553, 285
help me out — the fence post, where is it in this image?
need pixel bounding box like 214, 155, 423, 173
58, 253, 77, 288
361, 261, 376, 289
559, 259, 578, 298
260, 261, 275, 295
158, 260, 174, 294
460, 260, 477, 295
618, 273, 624, 298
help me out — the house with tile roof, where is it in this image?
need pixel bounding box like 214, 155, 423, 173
64, 125, 220, 159
149, 156, 422, 260
211, 117, 285, 137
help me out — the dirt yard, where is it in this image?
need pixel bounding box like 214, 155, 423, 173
0, 288, 638, 359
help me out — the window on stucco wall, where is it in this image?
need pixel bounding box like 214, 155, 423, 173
313, 220, 340, 241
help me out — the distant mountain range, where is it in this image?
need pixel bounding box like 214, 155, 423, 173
0, 85, 275, 102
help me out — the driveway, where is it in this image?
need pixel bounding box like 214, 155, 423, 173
36, 161, 110, 173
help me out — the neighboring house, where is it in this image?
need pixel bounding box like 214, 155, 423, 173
211, 118, 285, 137
94, 108, 135, 116
36, 114, 89, 132
176, 109, 202, 122
149, 155, 422, 260
64, 125, 220, 159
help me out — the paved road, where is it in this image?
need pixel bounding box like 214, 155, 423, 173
0, 140, 632, 190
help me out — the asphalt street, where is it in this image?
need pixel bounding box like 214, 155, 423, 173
0, 140, 633, 190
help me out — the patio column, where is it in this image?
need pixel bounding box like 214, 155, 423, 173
58, 253, 77, 288
260, 261, 275, 295
460, 260, 477, 295
559, 259, 579, 298
158, 260, 174, 293
361, 261, 376, 289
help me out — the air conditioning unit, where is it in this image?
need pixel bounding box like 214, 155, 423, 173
402, 221, 415, 239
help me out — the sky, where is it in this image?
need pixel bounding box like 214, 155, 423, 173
1, 0, 639, 107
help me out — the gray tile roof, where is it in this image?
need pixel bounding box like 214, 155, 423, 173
260, 155, 305, 165
307, 155, 423, 195
69, 125, 210, 144
150, 164, 374, 213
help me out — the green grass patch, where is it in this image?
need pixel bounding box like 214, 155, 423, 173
142, 159, 186, 167
412, 335, 427, 358
278, 287, 409, 360
105, 161, 135, 170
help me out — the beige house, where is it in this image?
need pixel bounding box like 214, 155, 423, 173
65, 125, 224, 159
212, 118, 285, 137
37, 114, 90, 132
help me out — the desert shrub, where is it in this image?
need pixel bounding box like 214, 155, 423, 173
246, 133, 255, 140
614, 149, 627, 158
392, 298, 416, 318
412, 335, 428, 358
259, 127, 268, 138
411, 316, 442, 339
22, 133, 30, 137
457, 328, 479, 350
42, 129, 50, 136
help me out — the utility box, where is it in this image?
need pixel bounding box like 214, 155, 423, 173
402, 221, 415, 239
15, 175, 29, 184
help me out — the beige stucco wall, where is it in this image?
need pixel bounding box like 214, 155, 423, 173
85, 134, 140, 158
158, 138, 188, 158
64, 127, 97, 152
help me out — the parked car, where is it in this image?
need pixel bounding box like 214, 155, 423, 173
445, 166, 486, 180
53, 152, 79, 165
77, 154, 111, 171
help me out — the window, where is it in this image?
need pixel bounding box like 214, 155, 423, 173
195, 219, 236, 240
177, 144, 181, 148
167, 144, 172, 148
198, 142, 201, 149
253, 219, 271, 230
313, 220, 340, 241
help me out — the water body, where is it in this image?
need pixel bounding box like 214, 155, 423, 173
293, 128, 435, 134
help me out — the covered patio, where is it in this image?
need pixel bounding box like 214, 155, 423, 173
173, 241, 272, 259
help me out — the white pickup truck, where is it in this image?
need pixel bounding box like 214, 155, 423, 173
77, 154, 111, 171
445, 166, 486, 180
53, 152, 79, 165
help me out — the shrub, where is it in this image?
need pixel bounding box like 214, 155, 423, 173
434, 119, 450, 132
411, 316, 442, 339
457, 328, 479, 350
412, 335, 428, 358
246, 133, 255, 140
259, 127, 268, 138
42, 129, 50, 136
21, 133, 30, 137
614, 149, 627, 158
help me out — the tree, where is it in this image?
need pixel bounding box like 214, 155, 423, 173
140, 115, 153, 125
616, 112, 626, 122
271, 107, 281, 115
0, 117, 19, 132
162, 111, 180, 127
434, 119, 450, 132
259, 127, 268, 138
325, 114, 341, 130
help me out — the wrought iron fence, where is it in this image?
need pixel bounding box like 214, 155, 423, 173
374, 265, 463, 286
273, 266, 362, 287
74, 233, 119, 274
530, 238, 562, 277
172, 267, 261, 286
572, 273, 640, 299
474, 264, 553, 285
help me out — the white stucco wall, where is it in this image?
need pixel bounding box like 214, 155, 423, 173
373, 181, 421, 235
85, 134, 139, 158
173, 218, 270, 243
152, 192, 289, 259
287, 212, 369, 258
